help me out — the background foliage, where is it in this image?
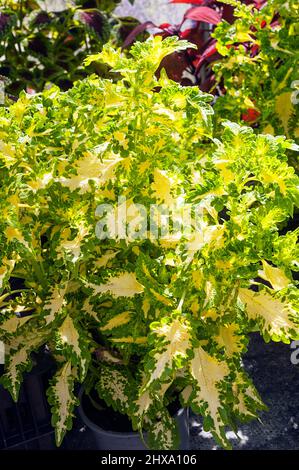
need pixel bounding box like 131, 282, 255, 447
0, 0, 139, 95
124, 0, 299, 143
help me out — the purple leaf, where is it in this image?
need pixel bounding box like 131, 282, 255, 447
0, 13, 11, 32
79, 10, 105, 35
33, 12, 51, 25
123, 21, 156, 49
184, 6, 221, 25
194, 39, 219, 72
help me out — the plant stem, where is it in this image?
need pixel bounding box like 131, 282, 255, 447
31, 260, 47, 289
177, 289, 186, 312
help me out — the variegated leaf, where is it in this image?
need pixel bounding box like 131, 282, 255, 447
239, 288, 299, 342
57, 152, 121, 194
1, 332, 45, 401
258, 260, 290, 291
4, 227, 30, 249
275, 92, 294, 137
133, 389, 154, 422
89, 272, 144, 298
215, 323, 244, 357
188, 346, 230, 448
43, 286, 66, 325
147, 410, 179, 450
96, 364, 134, 415
100, 311, 131, 332
144, 317, 192, 391
0, 314, 33, 336
151, 169, 173, 204
57, 315, 90, 380
58, 225, 89, 262
186, 224, 225, 255
82, 298, 100, 321
95, 250, 120, 268
232, 371, 266, 419
47, 361, 77, 446
0, 258, 15, 291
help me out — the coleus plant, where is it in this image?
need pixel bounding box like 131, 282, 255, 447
0, 0, 138, 96
124, 0, 299, 141
1, 36, 299, 450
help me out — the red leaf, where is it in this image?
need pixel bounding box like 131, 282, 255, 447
251, 43, 260, 57
179, 26, 207, 49
63, 34, 75, 44
157, 52, 191, 84
242, 108, 260, 123
179, 28, 194, 39
123, 21, 156, 49
221, 4, 235, 24
159, 23, 172, 29
194, 39, 218, 71
253, 0, 267, 9
201, 41, 218, 59
184, 6, 221, 25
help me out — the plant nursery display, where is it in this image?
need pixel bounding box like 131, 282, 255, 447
1, 36, 299, 450
0, 0, 138, 96
124, 0, 299, 140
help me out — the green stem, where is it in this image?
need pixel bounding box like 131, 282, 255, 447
0, 289, 30, 304
177, 289, 186, 312
31, 260, 47, 289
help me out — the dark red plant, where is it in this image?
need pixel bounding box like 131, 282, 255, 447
123, 1, 229, 85
241, 108, 261, 123
123, 0, 276, 121
184, 6, 222, 25
78, 9, 107, 36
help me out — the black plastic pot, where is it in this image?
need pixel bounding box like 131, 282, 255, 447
78, 387, 189, 450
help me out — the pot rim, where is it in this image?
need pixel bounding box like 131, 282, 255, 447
78, 386, 187, 438
78, 386, 142, 438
